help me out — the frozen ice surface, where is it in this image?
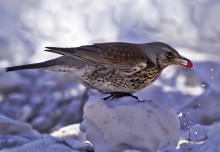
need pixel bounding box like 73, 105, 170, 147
178, 88, 220, 127
80, 96, 180, 152
160, 122, 220, 152
0, 71, 88, 133
0, 115, 93, 152
51, 123, 87, 142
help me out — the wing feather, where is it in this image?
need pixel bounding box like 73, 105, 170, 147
45, 42, 148, 69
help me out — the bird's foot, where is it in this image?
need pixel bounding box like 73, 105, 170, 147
103, 92, 139, 101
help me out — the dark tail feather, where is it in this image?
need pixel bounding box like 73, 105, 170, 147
6, 62, 51, 72
45, 47, 77, 57
5, 56, 84, 72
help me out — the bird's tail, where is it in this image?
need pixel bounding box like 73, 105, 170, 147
6, 47, 78, 72
5, 56, 86, 72
6, 62, 52, 72
45, 47, 77, 58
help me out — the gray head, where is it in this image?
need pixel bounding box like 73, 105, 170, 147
139, 42, 193, 69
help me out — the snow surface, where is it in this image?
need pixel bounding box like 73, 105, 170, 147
0, 0, 220, 151
80, 96, 180, 152
0, 115, 93, 152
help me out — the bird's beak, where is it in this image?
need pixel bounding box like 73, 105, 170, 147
174, 56, 193, 68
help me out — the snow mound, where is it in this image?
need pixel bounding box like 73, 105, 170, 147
80, 96, 180, 152
0, 115, 93, 152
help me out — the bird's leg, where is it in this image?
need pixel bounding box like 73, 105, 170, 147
103, 92, 139, 101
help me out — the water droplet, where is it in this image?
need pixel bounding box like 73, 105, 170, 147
195, 131, 198, 134
201, 84, 206, 87
212, 76, 214, 80
211, 68, 213, 72
178, 112, 183, 117
189, 121, 192, 124
188, 111, 190, 115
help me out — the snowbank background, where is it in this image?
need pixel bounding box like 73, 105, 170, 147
0, 0, 220, 151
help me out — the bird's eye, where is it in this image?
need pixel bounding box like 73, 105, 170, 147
166, 52, 174, 59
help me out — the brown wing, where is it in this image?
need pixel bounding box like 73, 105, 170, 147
45, 42, 148, 69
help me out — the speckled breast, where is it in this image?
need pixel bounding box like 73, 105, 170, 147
80, 63, 162, 93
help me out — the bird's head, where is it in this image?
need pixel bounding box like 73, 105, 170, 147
141, 42, 193, 69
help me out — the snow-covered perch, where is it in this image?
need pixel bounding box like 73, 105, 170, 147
80, 96, 180, 152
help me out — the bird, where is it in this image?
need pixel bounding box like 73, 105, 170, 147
6, 42, 193, 100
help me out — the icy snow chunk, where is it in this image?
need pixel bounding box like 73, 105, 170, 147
80, 96, 180, 152
1, 138, 93, 152
0, 115, 93, 152
0, 72, 30, 92
0, 115, 32, 135
51, 124, 87, 142
0, 115, 40, 150
179, 88, 220, 127
161, 122, 220, 152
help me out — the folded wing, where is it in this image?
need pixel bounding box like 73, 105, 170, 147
45, 42, 148, 70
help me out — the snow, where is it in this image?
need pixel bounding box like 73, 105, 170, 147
80, 96, 180, 152
161, 122, 220, 152
51, 124, 87, 142
0, 115, 93, 152
0, 0, 220, 151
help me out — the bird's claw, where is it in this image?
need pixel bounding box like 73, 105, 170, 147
103, 93, 139, 101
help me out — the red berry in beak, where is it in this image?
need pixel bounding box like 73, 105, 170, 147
174, 57, 193, 68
